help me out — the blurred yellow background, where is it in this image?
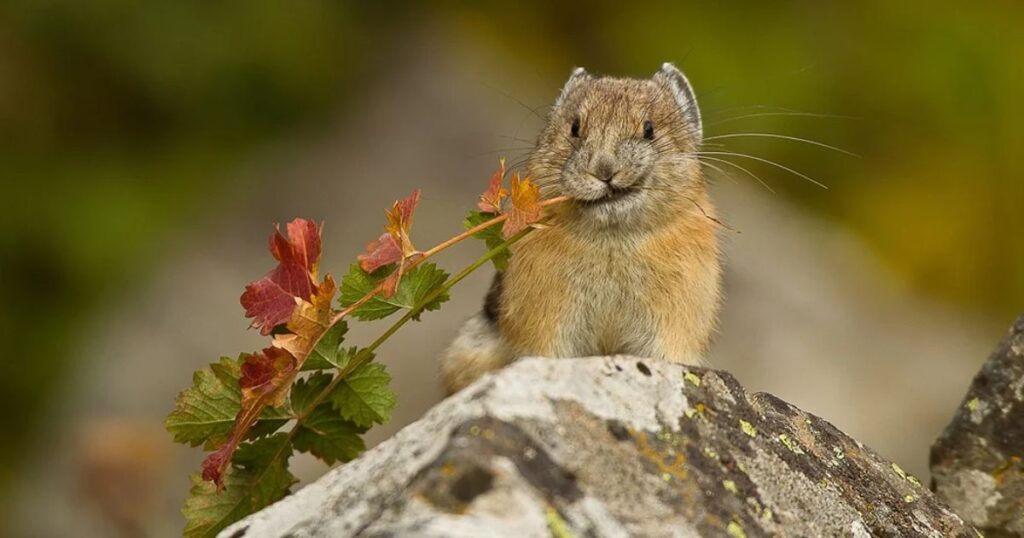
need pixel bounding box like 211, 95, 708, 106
1, 2, 1021, 536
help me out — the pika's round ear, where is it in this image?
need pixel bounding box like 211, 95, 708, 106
555, 66, 590, 107
654, 62, 702, 143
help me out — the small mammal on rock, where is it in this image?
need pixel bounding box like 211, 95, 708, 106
441, 63, 721, 393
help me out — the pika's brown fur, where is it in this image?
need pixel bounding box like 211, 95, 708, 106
441, 64, 721, 393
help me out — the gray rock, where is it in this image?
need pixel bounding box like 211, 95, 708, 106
932, 315, 1024, 536
222, 357, 973, 537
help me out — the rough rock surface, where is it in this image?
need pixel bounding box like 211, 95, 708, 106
932, 315, 1024, 537
222, 357, 973, 537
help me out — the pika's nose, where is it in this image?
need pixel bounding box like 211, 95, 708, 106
594, 156, 618, 183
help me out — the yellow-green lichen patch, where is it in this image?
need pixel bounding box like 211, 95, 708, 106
662, 472, 672, 482
966, 397, 979, 412
685, 403, 707, 420
546, 507, 576, 538
891, 463, 923, 487
762, 508, 773, 521
832, 446, 845, 460
903, 494, 916, 503
778, 434, 805, 454
726, 521, 747, 538
740, 420, 757, 438
684, 371, 702, 387
703, 446, 719, 460
723, 479, 738, 494
654, 428, 679, 445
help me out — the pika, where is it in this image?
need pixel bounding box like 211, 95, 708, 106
441, 63, 721, 393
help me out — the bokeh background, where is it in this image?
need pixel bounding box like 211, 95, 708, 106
2, 2, 1022, 536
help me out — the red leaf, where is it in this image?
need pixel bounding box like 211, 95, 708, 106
358, 233, 402, 273
242, 219, 323, 335
201, 448, 231, 486
270, 219, 321, 275
478, 159, 508, 213
240, 347, 297, 405
202, 347, 298, 487
241, 264, 314, 335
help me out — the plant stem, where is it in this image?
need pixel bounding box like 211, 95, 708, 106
329, 196, 568, 324
291, 223, 538, 428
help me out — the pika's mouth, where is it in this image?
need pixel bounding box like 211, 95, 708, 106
577, 184, 642, 207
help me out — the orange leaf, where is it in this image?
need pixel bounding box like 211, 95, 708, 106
273, 275, 336, 363
478, 158, 508, 213
501, 173, 542, 237
384, 189, 420, 257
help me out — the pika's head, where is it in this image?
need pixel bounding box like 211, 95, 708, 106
531, 63, 704, 228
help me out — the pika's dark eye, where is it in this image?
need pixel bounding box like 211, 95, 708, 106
570, 116, 581, 138
643, 120, 654, 140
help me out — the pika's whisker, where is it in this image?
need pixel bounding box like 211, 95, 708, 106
702, 133, 859, 157
705, 111, 857, 128
695, 151, 828, 189
497, 134, 538, 145
696, 156, 775, 193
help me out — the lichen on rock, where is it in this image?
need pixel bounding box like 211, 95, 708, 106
932, 315, 1024, 537
221, 356, 976, 537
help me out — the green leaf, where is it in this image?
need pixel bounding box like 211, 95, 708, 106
301, 320, 351, 371
329, 362, 396, 427
166, 357, 289, 449
293, 403, 366, 465
464, 210, 510, 270
290, 372, 367, 464
289, 371, 333, 413
340, 262, 450, 321
182, 433, 296, 538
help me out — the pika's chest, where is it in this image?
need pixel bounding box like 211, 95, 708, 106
499, 231, 663, 356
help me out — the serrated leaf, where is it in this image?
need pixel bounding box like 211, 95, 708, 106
182, 433, 296, 538
166, 357, 289, 449
289, 372, 333, 412
289, 373, 367, 465
293, 403, 366, 465
302, 346, 359, 371
197, 347, 299, 486
301, 321, 351, 371
464, 211, 511, 270
340, 262, 450, 321
329, 362, 396, 427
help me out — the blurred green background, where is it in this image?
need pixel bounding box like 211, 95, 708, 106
1, 0, 1022, 532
